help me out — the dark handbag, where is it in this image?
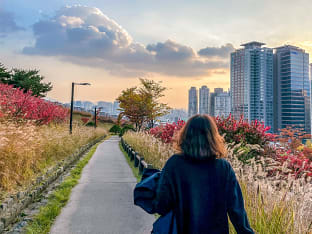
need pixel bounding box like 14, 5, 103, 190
134, 168, 177, 234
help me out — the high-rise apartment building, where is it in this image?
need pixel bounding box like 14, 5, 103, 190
231, 41, 273, 131
311, 63, 312, 135
112, 101, 120, 115
209, 88, 224, 116
188, 87, 198, 117
199, 86, 210, 114
215, 91, 231, 117
273, 46, 310, 133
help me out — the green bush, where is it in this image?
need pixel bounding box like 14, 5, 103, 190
119, 124, 135, 137
86, 121, 95, 127
109, 125, 122, 134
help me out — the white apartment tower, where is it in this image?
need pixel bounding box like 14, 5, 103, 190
188, 87, 198, 117
209, 88, 224, 116
231, 41, 273, 131
199, 86, 210, 114
215, 91, 231, 117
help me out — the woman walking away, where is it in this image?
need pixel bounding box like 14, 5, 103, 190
153, 114, 254, 234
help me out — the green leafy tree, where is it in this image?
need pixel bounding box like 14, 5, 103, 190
109, 125, 122, 134
0, 65, 52, 97
0, 63, 11, 81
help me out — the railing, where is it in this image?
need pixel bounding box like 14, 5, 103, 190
121, 137, 153, 174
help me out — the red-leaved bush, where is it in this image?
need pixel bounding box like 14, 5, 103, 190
275, 148, 312, 178
215, 114, 274, 147
149, 114, 312, 178
0, 83, 68, 124
150, 114, 273, 146
149, 120, 185, 143
81, 117, 90, 124
269, 127, 312, 178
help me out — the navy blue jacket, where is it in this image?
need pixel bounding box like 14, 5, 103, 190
134, 155, 254, 234
153, 155, 254, 234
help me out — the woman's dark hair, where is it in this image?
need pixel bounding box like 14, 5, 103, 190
174, 114, 226, 160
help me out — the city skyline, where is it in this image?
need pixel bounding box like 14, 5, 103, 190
1, 1, 312, 109
186, 42, 311, 133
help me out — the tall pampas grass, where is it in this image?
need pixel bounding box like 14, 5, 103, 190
123, 131, 312, 233
0, 120, 107, 197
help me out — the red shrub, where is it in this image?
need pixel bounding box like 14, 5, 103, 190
272, 147, 312, 178
149, 120, 185, 143
81, 117, 90, 124
0, 83, 68, 124
215, 114, 274, 147
148, 114, 312, 178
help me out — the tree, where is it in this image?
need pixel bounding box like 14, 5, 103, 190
0, 65, 52, 97
0, 63, 11, 81
139, 78, 170, 128
117, 87, 148, 131
117, 79, 170, 131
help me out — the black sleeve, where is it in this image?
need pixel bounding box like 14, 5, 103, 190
153, 163, 174, 216
227, 167, 254, 234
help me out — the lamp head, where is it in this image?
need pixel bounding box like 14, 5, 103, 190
74, 82, 91, 86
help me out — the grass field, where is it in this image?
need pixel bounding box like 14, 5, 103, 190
72, 112, 114, 131
0, 121, 107, 200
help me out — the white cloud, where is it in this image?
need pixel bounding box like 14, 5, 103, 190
23, 5, 230, 77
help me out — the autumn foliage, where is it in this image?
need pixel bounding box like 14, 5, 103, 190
149, 114, 273, 146
81, 117, 90, 124
149, 114, 312, 178
272, 127, 312, 178
215, 114, 274, 146
117, 79, 170, 131
0, 83, 68, 124
149, 120, 185, 143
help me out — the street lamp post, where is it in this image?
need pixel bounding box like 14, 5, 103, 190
69, 82, 91, 134
94, 106, 97, 129
94, 107, 102, 128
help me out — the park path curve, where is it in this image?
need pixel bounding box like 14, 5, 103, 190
50, 136, 155, 234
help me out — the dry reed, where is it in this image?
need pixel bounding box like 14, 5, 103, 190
0, 120, 107, 198
123, 131, 312, 233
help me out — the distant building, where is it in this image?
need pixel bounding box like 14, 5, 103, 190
159, 109, 188, 123
214, 91, 231, 117
311, 63, 312, 135
97, 101, 113, 115
188, 87, 198, 117
112, 101, 120, 115
74, 100, 83, 108
209, 88, 224, 116
83, 101, 94, 111
231, 41, 273, 131
273, 45, 310, 133
199, 86, 210, 114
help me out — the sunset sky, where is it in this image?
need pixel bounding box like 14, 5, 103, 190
1, 0, 312, 109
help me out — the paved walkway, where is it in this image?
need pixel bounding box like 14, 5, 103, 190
51, 136, 155, 234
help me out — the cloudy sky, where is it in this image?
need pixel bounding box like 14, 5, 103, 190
1, 0, 312, 108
